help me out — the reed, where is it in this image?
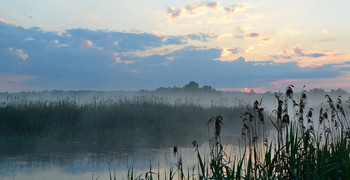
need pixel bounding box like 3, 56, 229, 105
125, 86, 350, 179
0, 95, 245, 154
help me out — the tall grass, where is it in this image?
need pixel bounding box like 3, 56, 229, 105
125, 86, 350, 179
0, 95, 245, 154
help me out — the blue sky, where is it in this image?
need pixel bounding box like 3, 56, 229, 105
1, 0, 350, 92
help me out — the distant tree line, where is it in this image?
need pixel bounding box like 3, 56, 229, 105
141, 81, 218, 94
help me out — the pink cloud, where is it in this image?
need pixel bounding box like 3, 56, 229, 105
269, 72, 350, 91
0, 74, 37, 92
84, 40, 93, 47
218, 87, 266, 93
165, 56, 175, 60
0, 74, 36, 83
55, 29, 70, 37
270, 79, 303, 88
220, 74, 350, 94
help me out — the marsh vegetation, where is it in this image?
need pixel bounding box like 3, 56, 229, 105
125, 85, 350, 180
0, 82, 254, 156
1, 83, 350, 179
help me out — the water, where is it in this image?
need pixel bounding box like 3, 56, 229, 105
0, 144, 239, 180
0, 149, 173, 180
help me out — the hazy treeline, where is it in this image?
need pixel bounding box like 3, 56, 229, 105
0, 82, 348, 107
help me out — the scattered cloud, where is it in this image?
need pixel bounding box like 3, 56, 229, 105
271, 47, 348, 67
246, 32, 261, 38
124, 67, 139, 74
131, 69, 139, 74
84, 40, 93, 47
221, 48, 232, 57
273, 49, 292, 59
293, 47, 327, 58
25, 37, 34, 41
223, 3, 246, 15
53, 40, 68, 48
214, 48, 240, 61
122, 44, 187, 58
165, 56, 175, 60
185, 2, 219, 16
55, 30, 70, 37
114, 57, 135, 64
166, 2, 246, 20
113, 40, 120, 48
151, 31, 167, 37
245, 32, 273, 43
182, 33, 216, 42
273, 47, 339, 59
113, 53, 135, 64
167, 6, 185, 19
9, 48, 29, 61
0, 21, 348, 91
262, 37, 273, 42
222, 48, 238, 57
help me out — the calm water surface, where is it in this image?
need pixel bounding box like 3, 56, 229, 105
0, 144, 239, 180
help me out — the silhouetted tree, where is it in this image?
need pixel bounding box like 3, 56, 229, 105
183, 81, 199, 90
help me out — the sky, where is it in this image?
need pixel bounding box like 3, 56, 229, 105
1, 0, 350, 93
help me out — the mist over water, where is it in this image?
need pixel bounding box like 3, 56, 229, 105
0, 85, 349, 179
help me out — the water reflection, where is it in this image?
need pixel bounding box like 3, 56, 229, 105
0, 143, 241, 180
0, 147, 182, 179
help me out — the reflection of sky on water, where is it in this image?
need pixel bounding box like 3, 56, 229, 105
0, 144, 239, 180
